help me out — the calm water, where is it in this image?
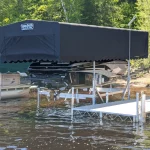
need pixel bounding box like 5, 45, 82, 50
0, 99, 150, 150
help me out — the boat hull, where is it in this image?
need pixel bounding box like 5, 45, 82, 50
0, 85, 30, 100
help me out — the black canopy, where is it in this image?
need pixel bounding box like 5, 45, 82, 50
0, 20, 148, 63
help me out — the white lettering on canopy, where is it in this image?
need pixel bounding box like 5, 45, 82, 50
21, 23, 34, 31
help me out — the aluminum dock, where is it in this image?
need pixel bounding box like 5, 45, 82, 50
72, 94, 150, 123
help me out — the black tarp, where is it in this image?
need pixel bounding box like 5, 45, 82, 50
60, 23, 148, 61
0, 20, 148, 63
0, 20, 60, 62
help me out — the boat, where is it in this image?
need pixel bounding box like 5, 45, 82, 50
27, 61, 127, 89
0, 73, 30, 100
0, 85, 30, 100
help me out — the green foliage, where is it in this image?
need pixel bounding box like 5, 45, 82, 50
131, 0, 150, 69
80, 0, 99, 25
118, 0, 136, 28
95, 0, 122, 27
0, 0, 136, 26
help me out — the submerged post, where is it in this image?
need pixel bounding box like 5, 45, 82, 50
71, 87, 74, 120
76, 88, 79, 103
106, 92, 109, 103
37, 88, 40, 110
92, 61, 96, 105
136, 93, 139, 122
99, 112, 103, 125
141, 94, 146, 123
110, 84, 112, 92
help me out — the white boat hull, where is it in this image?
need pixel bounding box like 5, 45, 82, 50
0, 85, 30, 100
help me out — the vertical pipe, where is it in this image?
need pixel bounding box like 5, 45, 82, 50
92, 61, 96, 105
133, 116, 136, 123
124, 15, 137, 101
128, 24, 131, 100
106, 92, 109, 103
99, 112, 103, 125
37, 88, 40, 110
136, 93, 139, 122
141, 94, 146, 123
127, 61, 131, 100
71, 87, 74, 121
110, 84, 112, 92
99, 74, 102, 85
76, 88, 79, 103
99, 112, 103, 119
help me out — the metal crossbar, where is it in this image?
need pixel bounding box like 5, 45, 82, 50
73, 110, 134, 122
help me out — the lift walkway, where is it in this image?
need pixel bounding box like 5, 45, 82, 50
72, 95, 150, 123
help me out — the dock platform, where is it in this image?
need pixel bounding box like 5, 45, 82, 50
72, 98, 150, 122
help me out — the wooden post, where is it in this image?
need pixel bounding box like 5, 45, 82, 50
136, 93, 139, 122
71, 87, 74, 121
141, 94, 146, 123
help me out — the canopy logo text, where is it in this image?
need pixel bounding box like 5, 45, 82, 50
21, 23, 34, 31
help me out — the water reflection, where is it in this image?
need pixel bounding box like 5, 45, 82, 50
0, 100, 150, 150
0, 110, 135, 150
0, 146, 27, 150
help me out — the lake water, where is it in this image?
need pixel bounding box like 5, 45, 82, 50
0, 99, 150, 150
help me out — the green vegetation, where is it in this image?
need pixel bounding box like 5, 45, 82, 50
0, 0, 149, 69
0, 0, 137, 27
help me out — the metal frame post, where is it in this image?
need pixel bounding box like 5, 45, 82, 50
133, 116, 136, 123
99, 112, 103, 125
99, 112, 103, 119
76, 88, 79, 103
92, 61, 96, 105
71, 87, 74, 120
141, 94, 146, 123
106, 92, 109, 103
110, 84, 112, 92
136, 93, 139, 122
99, 74, 102, 85
127, 15, 136, 100
37, 88, 40, 110
127, 48, 131, 100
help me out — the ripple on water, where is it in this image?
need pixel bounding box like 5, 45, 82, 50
0, 103, 150, 150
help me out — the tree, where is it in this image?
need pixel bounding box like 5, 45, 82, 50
0, 0, 16, 25
61, 0, 82, 23
118, 0, 136, 28
79, 0, 99, 25
131, 0, 150, 69
96, 0, 122, 27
